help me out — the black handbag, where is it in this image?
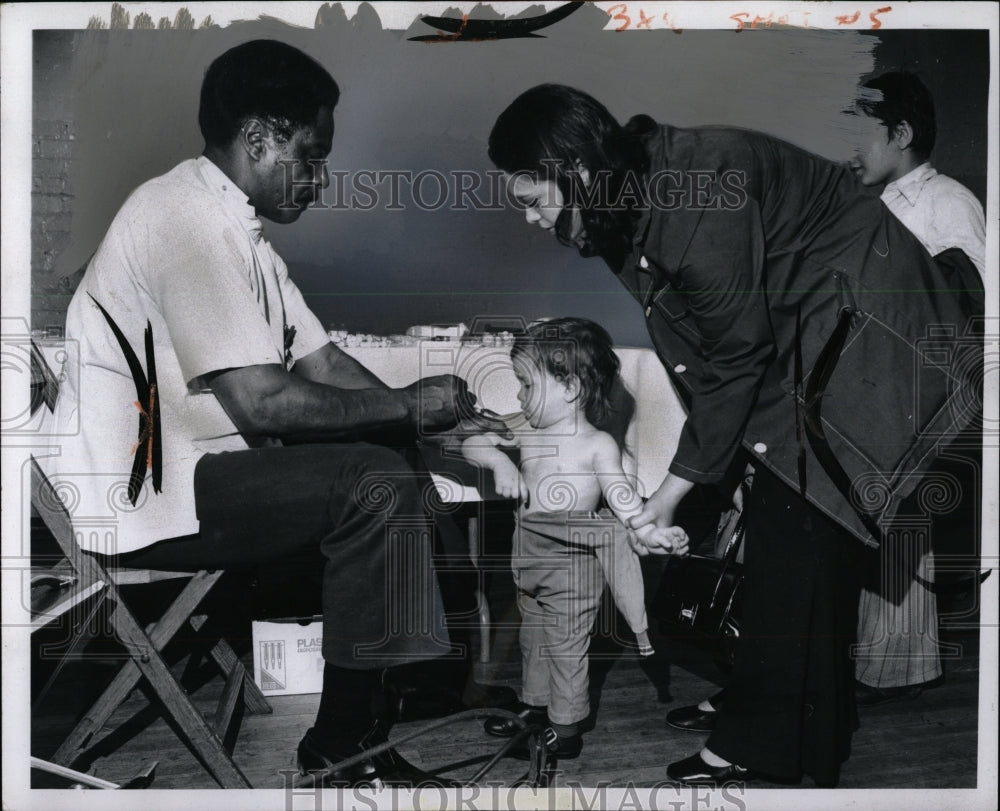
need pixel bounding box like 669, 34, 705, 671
650, 506, 746, 669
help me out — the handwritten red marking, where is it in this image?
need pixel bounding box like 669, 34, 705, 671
661, 11, 681, 31
835, 11, 862, 25
130, 384, 157, 469
607, 3, 630, 31
869, 6, 891, 29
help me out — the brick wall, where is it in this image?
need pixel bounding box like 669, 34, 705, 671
32, 31, 82, 335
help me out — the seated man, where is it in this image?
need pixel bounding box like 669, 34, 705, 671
43, 39, 505, 786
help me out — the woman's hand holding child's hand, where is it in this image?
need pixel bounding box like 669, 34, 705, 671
632, 525, 689, 557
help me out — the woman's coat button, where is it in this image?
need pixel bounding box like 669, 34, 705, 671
639, 256, 649, 269
753, 442, 768, 454
674, 364, 687, 374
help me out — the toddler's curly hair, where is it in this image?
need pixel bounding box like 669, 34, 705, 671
511, 317, 620, 428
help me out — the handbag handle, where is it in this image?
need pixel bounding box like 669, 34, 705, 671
718, 478, 749, 566
708, 484, 748, 607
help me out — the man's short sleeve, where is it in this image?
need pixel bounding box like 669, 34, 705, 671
137, 191, 285, 386
271, 248, 331, 362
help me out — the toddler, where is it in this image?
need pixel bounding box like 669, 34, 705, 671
462, 317, 688, 759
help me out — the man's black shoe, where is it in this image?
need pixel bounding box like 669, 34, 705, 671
509, 726, 583, 761
297, 728, 380, 787
297, 723, 461, 788
359, 721, 462, 787
484, 701, 547, 738
666, 751, 753, 786
665, 689, 725, 732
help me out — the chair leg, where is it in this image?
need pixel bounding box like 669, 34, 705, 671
32, 593, 108, 713
206, 637, 272, 715
52, 572, 222, 764
55, 597, 251, 787
109, 601, 251, 788
187, 611, 272, 715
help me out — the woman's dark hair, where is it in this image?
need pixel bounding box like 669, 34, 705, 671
488, 84, 653, 272
199, 40, 340, 148
858, 71, 936, 163
511, 317, 621, 428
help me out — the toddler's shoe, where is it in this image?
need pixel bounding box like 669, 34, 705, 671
484, 701, 547, 738
510, 725, 583, 760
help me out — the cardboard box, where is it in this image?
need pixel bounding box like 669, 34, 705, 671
251, 616, 324, 697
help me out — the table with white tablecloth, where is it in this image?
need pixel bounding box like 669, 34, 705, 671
340, 341, 687, 502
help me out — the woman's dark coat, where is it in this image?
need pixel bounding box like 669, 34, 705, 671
617, 124, 983, 545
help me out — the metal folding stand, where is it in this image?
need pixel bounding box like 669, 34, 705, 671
293, 707, 552, 789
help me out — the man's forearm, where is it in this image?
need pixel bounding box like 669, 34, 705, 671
210, 364, 411, 440
293, 341, 391, 390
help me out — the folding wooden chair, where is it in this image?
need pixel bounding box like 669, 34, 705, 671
28, 340, 270, 788
30, 457, 271, 787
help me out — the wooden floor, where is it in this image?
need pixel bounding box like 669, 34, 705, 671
30, 579, 984, 794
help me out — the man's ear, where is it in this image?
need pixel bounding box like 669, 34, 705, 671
240, 117, 267, 162
890, 120, 915, 151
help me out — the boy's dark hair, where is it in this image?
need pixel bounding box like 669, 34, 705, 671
511, 317, 620, 428
199, 40, 340, 148
859, 71, 936, 163
488, 84, 652, 273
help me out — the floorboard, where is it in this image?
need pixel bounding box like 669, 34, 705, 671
29, 553, 985, 796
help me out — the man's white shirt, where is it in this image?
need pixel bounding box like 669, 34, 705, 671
880, 162, 986, 276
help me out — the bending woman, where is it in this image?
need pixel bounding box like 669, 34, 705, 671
487, 84, 982, 787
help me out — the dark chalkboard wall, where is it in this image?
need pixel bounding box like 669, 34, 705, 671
33, 9, 989, 346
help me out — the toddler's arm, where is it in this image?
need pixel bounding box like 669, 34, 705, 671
461, 433, 526, 501
593, 433, 688, 556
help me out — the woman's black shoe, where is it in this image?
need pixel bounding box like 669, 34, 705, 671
665, 689, 725, 732
666, 751, 752, 786
483, 701, 547, 738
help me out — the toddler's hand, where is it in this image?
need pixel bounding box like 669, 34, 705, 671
642, 525, 689, 556
664, 526, 690, 557
492, 459, 526, 501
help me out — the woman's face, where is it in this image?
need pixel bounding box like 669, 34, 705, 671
509, 174, 585, 248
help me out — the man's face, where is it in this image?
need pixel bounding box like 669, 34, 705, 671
850, 114, 901, 187
254, 106, 334, 223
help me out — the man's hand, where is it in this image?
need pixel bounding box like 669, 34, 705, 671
403, 374, 478, 432
406, 377, 513, 443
